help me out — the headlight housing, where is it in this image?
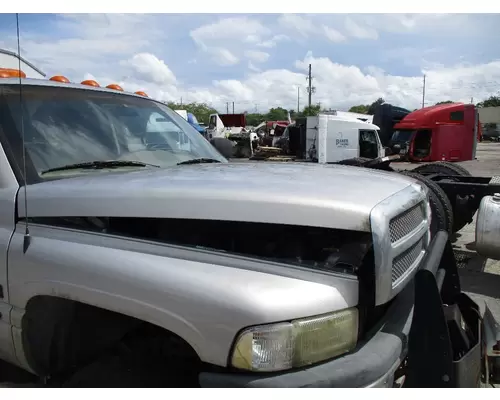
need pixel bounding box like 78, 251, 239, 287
230, 307, 358, 372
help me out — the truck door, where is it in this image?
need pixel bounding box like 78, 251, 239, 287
359, 129, 380, 159
0, 97, 23, 366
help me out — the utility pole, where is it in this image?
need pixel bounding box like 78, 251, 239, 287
297, 86, 300, 113
471, 97, 474, 104
421, 74, 426, 108
226, 102, 229, 114
180, 97, 183, 106
232, 102, 235, 114
306, 64, 316, 108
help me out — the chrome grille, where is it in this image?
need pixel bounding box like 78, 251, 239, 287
389, 202, 425, 243
391, 237, 425, 285
370, 183, 430, 305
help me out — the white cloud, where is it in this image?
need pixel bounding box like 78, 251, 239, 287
277, 15, 348, 44
212, 48, 239, 66
121, 53, 177, 85
244, 50, 270, 63
323, 26, 346, 43
344, 17, 378, 40
189, 17, 270, 66
278, 14, 316, 37
257, 34, 290, 48
248, 61, 261, 72
0, 13, 163, 77
190, 16, 270, 49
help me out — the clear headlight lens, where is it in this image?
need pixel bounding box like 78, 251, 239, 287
230, 308, 358, 372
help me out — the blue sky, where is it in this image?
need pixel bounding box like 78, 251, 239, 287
1, 13, 500, 112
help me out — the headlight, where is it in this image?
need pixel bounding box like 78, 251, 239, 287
230, 308, 358, 372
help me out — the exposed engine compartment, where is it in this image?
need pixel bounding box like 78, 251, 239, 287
30, 216, 373, 276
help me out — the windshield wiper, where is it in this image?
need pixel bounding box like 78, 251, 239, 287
40, 160, 160, 175
176, 158, 221, 165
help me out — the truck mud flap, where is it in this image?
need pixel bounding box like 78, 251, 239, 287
405, 231, 482, 388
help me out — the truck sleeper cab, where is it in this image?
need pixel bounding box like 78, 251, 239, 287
0, 72, 485, 388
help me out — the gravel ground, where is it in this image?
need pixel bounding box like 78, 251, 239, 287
1, 142, 499, 388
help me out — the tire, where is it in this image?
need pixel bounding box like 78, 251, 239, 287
411, 162, 472, 232
399, 171, 454, 238
412, 161, 471, 177
209, 137, 234, 159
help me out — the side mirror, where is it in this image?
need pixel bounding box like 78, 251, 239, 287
392, 144, 401, 155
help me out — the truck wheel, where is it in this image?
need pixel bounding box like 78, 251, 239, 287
209, 137, 235, 159
411, 161, 471, 177
399, 171, 454, 238
411, 162, 472, 232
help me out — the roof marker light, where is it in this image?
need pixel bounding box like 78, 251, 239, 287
106, 84, 124, 91
135, 91, 148, 97
50, 75, 70, 83
0, 68, 26, 78
81, 80, 100, 87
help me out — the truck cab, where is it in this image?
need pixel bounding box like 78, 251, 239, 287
373, 103, 481, 162
207, 113, 247, 140
0, 68, 488, 388
286, 114, 385, 162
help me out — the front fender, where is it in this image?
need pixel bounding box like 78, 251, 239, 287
7, 223, 357, 368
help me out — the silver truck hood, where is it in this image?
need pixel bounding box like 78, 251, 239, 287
19, 162, 416, 232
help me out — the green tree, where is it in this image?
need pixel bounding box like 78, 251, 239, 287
477, 96, 500, 108
245, 113, 264, 126
301, 104, 321, 117
166, 102, 219, 125
367, 97, 385, 115
348, 104, 369, 114
435, 100, 455, 105
265, 107, 289, 121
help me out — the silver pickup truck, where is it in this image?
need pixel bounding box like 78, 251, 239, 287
0, 76, 484, 387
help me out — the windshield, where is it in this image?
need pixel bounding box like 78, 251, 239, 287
1, 84, 227, 183
391, 129, 415, 143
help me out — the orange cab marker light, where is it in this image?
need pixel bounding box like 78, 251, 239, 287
50, 75, 70, 83
135, 91, 148, 97
81, 80, 100, 87
0, 68, 27, 78
106, 84, 124, 91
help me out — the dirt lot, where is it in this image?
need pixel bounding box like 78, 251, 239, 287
1, 142, 499, 387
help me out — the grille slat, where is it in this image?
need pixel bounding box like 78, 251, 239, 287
389, 202, 425, 243
391, 237, 425, 284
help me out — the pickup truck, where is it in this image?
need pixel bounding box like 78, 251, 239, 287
0, 74, 485, 387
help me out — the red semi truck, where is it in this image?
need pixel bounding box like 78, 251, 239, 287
375, 103, 482, 162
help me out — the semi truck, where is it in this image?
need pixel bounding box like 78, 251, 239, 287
0, 67, 499, 387
373, 103, 482, 162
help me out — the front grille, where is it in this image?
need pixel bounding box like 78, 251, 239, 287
389, 202, 425, 243
391, 237, 425, 285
